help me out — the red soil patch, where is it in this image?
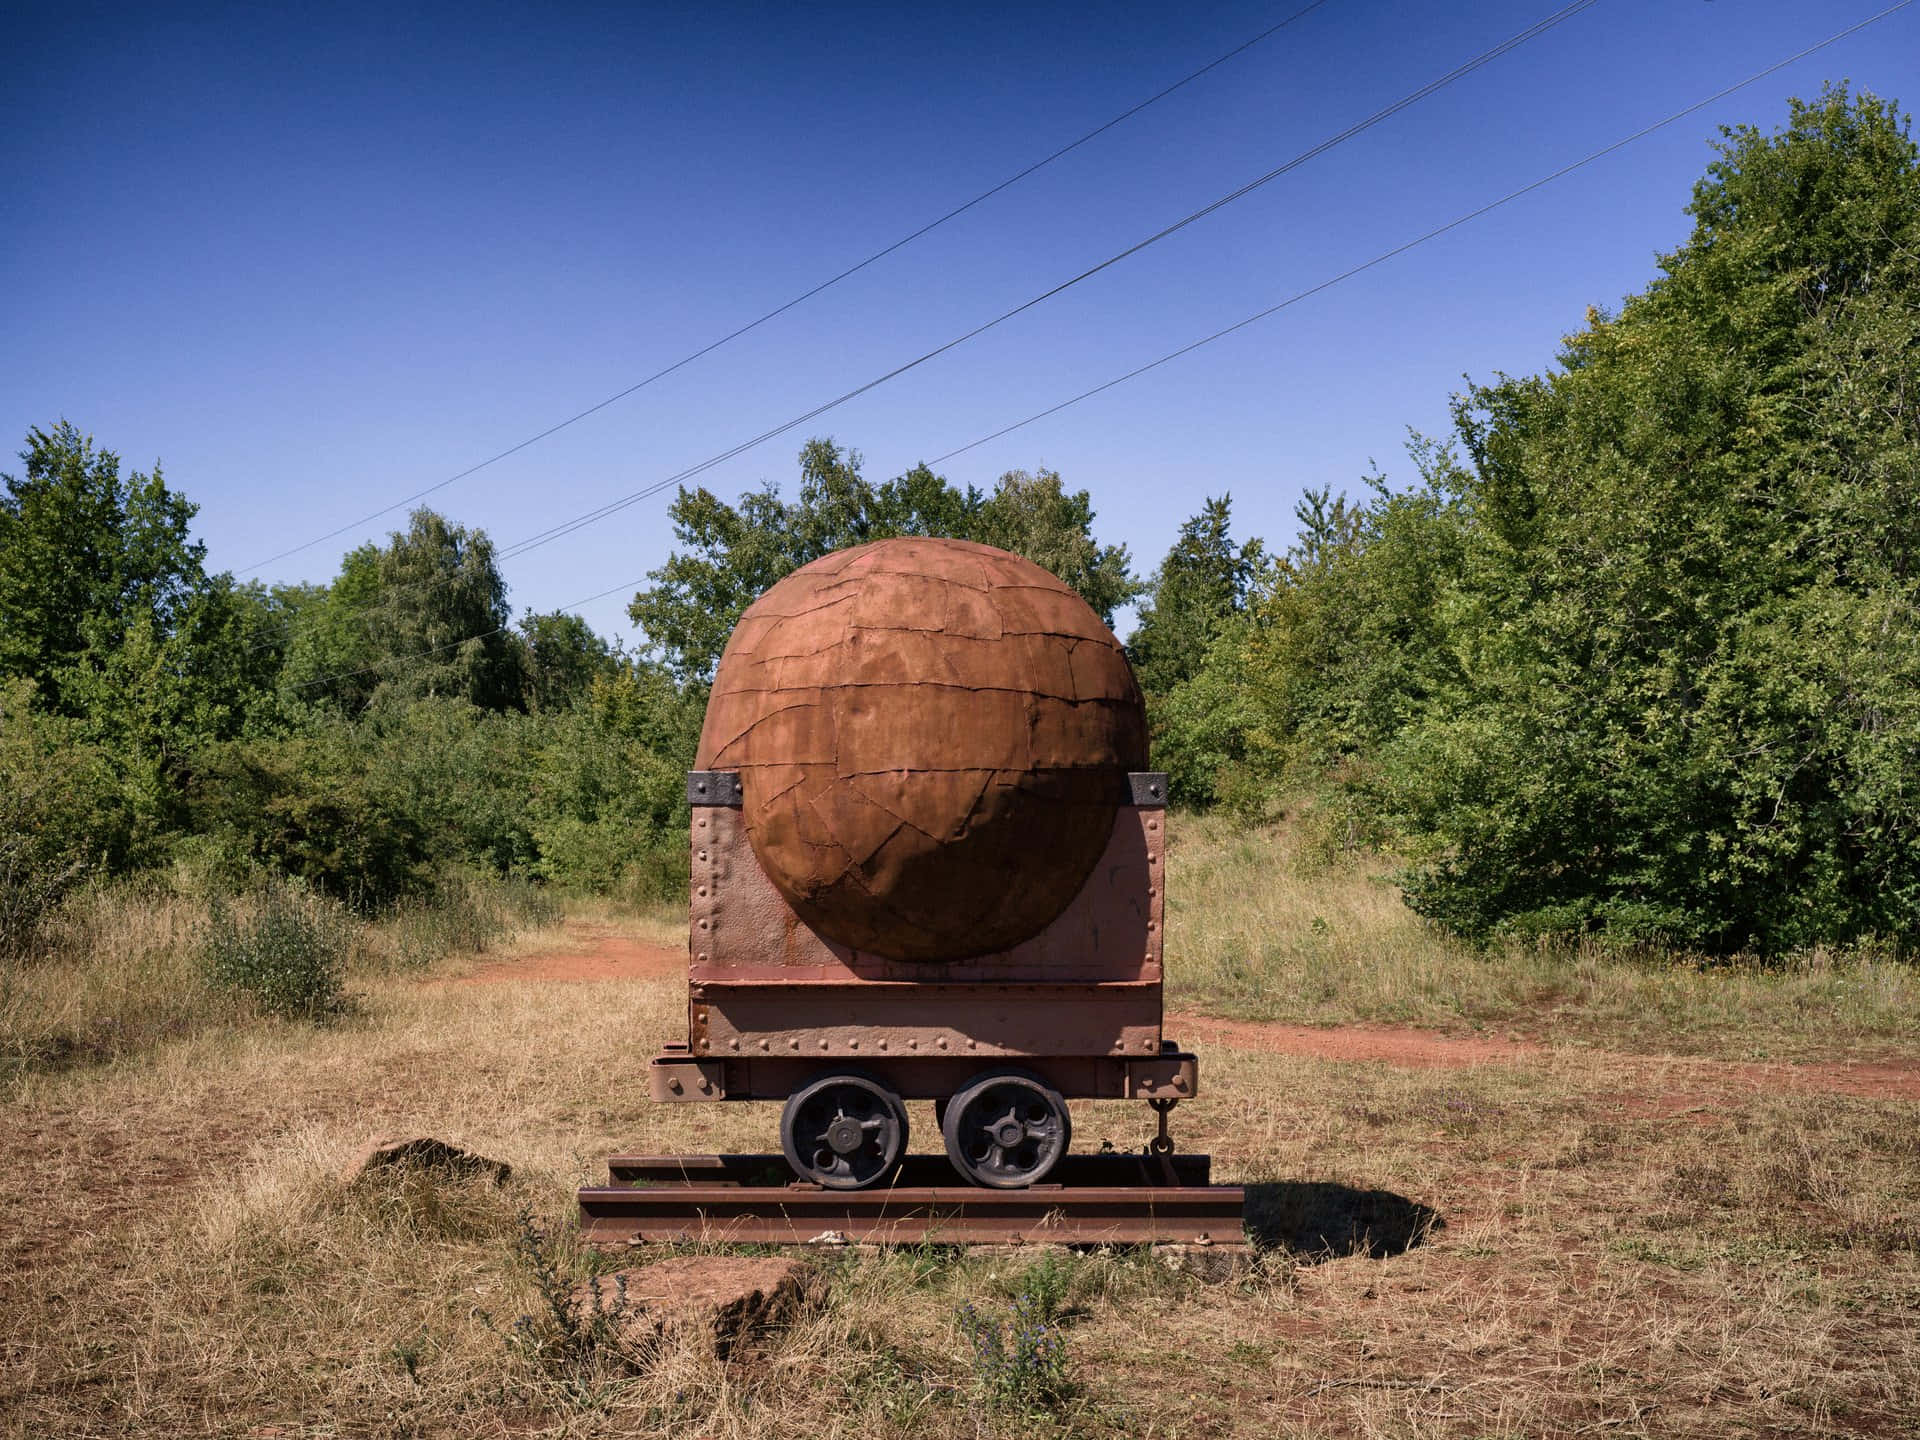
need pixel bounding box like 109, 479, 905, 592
459, 928, 683, 984
1169, 1013, 1539, 1069
1168, 1010, 1920, 1101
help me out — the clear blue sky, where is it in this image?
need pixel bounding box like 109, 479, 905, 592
6, 0, 1917, 644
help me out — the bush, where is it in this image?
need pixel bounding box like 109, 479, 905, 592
1197, 90, 1920, 954
198, 884, 351, 1021
188, 730, 430, 910
955, 1288, 1069, 1410
0, 679, 132, 957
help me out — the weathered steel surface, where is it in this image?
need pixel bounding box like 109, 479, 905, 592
1127, 772, 1169, 807
677, 788, 1181, 1102
604, 1152, 1212, 1187
695, 537, 1148, 961
578, 1157, 1243, 1247
690, 800, 1163, 985
649, 1047, 1198, 1104
686, 771, 744, 806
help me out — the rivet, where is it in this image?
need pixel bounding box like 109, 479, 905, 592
728, 1038, 739, 1051
908, 1039, 918, 1050
1147, 921, 1156, 932
967, 1039, 977, 1050
667, 1076, 682, 1093
696, 781, 707, 793
820, 1039, 829, 1050
697, 886, 708, 898
849, 1039, 859, 1050
696, 952, 707, 963
698, 849, 708, 861
789, 1039, 800, 1051
758, 1040, 769, 1051
936, 1037, 948, 1050
699, 919, 709, 931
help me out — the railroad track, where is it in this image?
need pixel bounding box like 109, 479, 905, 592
578, 1153, 1246, 1247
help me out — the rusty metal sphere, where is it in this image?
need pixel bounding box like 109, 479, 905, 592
695, 537, 1147, 961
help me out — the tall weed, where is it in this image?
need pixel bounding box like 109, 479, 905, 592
198, 883, 352, 1021
1, 886, 219, 1085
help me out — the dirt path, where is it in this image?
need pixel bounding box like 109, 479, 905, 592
459, 928, 683, 983
1166, 1011, 1920, 1101
470, 928, 1920, 1101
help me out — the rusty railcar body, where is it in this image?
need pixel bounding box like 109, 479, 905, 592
646, 536, 1199, 1191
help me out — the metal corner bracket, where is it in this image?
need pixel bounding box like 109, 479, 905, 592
687, 771, 743, 807
1126, 772, 1169, 808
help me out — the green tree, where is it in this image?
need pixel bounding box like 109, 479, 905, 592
0, 422, 206, 711
0, 678, 133, 953
524, 662, 702, 898
1128, 495, 1264, 698
1249, 87, 1920, 952
969, 468, 1139, 625
285, 509, 525, 713
630, 439, 1137, 679
519, 610, 617, 712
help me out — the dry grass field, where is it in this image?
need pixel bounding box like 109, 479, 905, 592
2, 822, 1917, 1437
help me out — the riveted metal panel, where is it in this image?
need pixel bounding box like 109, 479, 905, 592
686, 771, 743, 806
1127, 772, 1169, 807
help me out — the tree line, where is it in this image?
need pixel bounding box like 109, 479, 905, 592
4, 86, 1915, 959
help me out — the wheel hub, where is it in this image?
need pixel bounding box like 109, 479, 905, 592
826, 1117, 865, 1154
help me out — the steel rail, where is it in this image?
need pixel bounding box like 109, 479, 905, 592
580, 1152, 1244, 1247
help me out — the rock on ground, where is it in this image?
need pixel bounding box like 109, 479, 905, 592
338, 1136, 512, 1189
573, 1254, 821, 1358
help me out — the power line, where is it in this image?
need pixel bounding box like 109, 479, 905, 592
929, 0, 1919, 466
288, 0, 1912, 699
492, 0, 1602, 563
260, 0, 1601, 663
239, 0, 1339, 577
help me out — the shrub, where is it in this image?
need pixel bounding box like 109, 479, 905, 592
188, 730, 430, 910
198, 884, 350, 1021
0, 679, 132, 957
955, 1289, 1069, 1410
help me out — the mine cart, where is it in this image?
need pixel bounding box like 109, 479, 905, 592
647, 536, 1199, 1190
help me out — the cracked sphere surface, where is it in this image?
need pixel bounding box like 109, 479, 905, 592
695, 537, 1148, 961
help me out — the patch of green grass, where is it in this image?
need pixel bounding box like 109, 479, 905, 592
1165, 810, 1920, 1058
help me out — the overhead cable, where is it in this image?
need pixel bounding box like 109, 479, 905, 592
289, 0, 1911, 697
493, 0, 1603, 563
929, 0, 1919, 464
239, 0, 1338, 575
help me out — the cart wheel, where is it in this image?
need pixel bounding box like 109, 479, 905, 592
940, 1069, 1071, 1189
780, 1072, 909, 1189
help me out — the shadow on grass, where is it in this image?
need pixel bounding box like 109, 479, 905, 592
1244, 1181, 1442, 1260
